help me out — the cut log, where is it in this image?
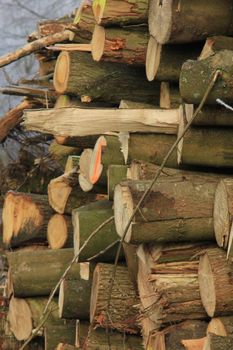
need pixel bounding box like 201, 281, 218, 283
214, 179, 233, 249
182, 338, 206, 350
58, 276, 92, 319
44, 323, 76, 350
90, 263, 140, 333
71, 0, 95, 42
47, 43, 92, 52
72, 200, 124, 262
122, 242, 138, 290
53, 51, 160, 103
89, 135, 125, 185
49, 141, 81, 170
38, 58, 56, 76
47, 214, 73, 249
107, 165, 128, 200
177, 126, 233, 168
114, 179, 216, 244
92, 0, 148, 26
2, 191, 53, 248
85, 326, 143, 350
199, 36, 233, 60
0, 99, 36, 142
65, 155, 80, 173
207, 316, 233, 337
160, 82, 181, 109
75, 320, 89, 348
92, 25, 149, 65
147, 321, 207, 350
7, 248, 79, 297
55, 135, 99, 149
146, 36, 200, 81
38, 18, 73, 37
125, 133, 178, 168
23, 106, 181, 136
203, 333, 233, 350
0, 85, 56, 101
199, 247, 233, 317
79, 148, 93, 182
184, 104, 233, 127
8, 297, 32, 341
149, 0, 233, 44
0, 31, 70, 68
119, 100, 154, 109
180, 50, 233, 104
138, 245, 208, 329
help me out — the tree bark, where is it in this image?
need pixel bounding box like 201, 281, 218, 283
72, 200, 124, 262
7, 248, 79, 297
146, 36, 200, 81
23, 106, 180, 136
0, 32, 70, 68
47, 214, 73, 249
0, 99, 36, 142
85, 326, 144, 350
114, 179, 216, 243
3, 191, 53, 248
184, 105, 233, 127
149, 0, 233, 44
199, 247, 233, 317
107, 165, 128, 200
71, 0, 95, 42
178, 127, 233, 168
44, 324, 76, 350
58, 277, 92, 319
90, 263, 140, 333
53, 51, 160, 103
199, 36, 233, 60
207, 316, 233, 337
92, 0, 148, 26
203, 334, 233, 350
180, 50, 233, 104
92, 25, 149, 65
214, 179, 233, 250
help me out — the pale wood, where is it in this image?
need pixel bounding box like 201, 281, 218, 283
199, 36, 233, 60
160, 82, 181, 109
23, 107, 180, 136
8, 296, 32, 341
47, 43, 92, 52
207, 316, 233, 337
47, 214, 73, 249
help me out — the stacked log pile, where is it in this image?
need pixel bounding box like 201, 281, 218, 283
1, 0, 233, 349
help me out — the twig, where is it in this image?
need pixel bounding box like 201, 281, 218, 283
106, 69, 220, 312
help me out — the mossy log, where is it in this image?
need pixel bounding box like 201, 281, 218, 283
180, 50, 233, 104
114, 179, 215, 244
53, 51, 160, 103
199, 36, 233, 60
89, 135, 125, 185
146, 36, 200, 81
160, 82, 181, 109
72, 200, 124, 262
49, 140, 81, 171
203, 333, 233, 350
92, 25, 149, 65
107, 165, 128, 200
2, 191, 53, 248
47, 214, 73, 249
85, 327, 143, 350
92, 0, 148, 26
90, 263, 140, 333
178, 127, 233, 168
199, 248, 233, 317
58, 277, 92, 319
7, 248, 79, 297
214, 179, 233, 250
147, 321, 207, 350
184, 104, 233, 127
44, 323, 76, 350
149, 0, 233, 44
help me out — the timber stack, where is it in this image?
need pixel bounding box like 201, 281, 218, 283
1, 0, 233, 349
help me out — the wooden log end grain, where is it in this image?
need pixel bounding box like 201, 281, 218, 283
54, 51, 70, 94
91, 24, 105, 61
8, 297, 32, 341
148, 0, 172, 44
146, 36, 162, 81
47, 214, 70, 249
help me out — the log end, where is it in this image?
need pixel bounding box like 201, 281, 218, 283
148, 0, 172, 44
207, 317, 227, 337
198, 253, 216, 317
92, 0, 106, 25
214, 180, 230, 248
58, 279, 65, 318
146, 36, 162, 81
8, 297, 32, 341
79, 173, 94, 192
89, 136, 106, 184
91, 25, 105, 61
48, 179, 72, 214
114, 184, 133, 243
47, 214, 68, 249
54, 51, 70, 94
